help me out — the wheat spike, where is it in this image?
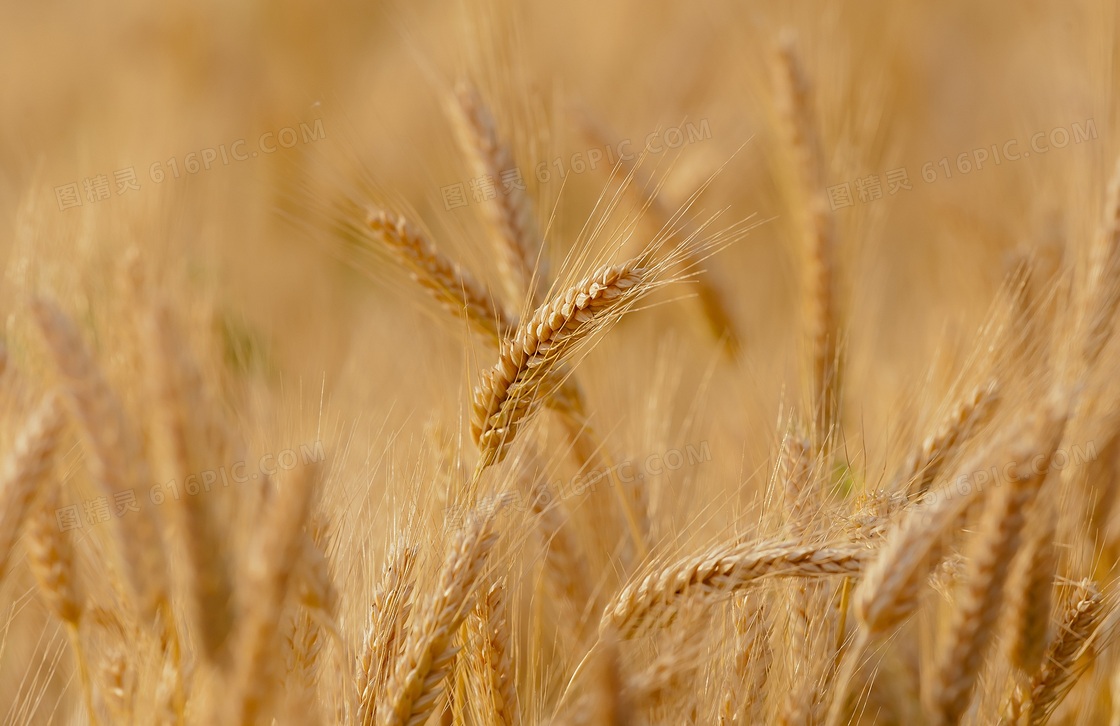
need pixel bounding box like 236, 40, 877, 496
31, 298, 169, 622
1005, 580, 1107, 725
224, 467, 319, 725
357, 542, 419, 726
450, 82, 543, 308
0, 392, 65, 583
773, 32, 840, 435
366, 210, 514, 339
377, 511, 499, 726
900, 381, 1000, 496
467, 578, 519, 725
471, 258, 648, 468
602, 540, 865, 639
930, 411, 1065, 726
141, 300, 236, 661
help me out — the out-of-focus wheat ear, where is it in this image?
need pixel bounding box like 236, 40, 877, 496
602, 539, 865, 639
777, 582, 823, 726
557, 634, 632, 726
779, 428, 814, 539
522, 474, 597, 629
366, 210, 516, 340
466, 578, 519, 726
356, 542, 418, 726
140, 300, 236, 662
471, 257, 650, 471
377, 510, 499, 726
224, 466, 319, 726
573, 109, 742, 356
1082, 155, 1120, 369
450, 82, 544, 308
1004, 579, 1107, 725
929, 413, 1065, 726
27, 478, 100, 724
856, 405, 1066, 636
721, 597, 771, 724
0, 391, 65, 583
900, 381, 1000, 496
1003, 504, 1058, 675
830, 407, 1068, 726
30, 299, 169, 622
772, 32, 840, 437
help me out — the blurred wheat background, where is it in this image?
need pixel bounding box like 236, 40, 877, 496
2, 1, 1120, 724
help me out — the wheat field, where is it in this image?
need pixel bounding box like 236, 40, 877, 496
3, 1, 1120, 724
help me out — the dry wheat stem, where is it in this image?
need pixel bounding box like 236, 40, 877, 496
603, 540, 866, 639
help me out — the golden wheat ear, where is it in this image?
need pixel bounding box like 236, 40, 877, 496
771, 31, 840, 440
377, 509, 500, 726
449, 81, 545, 309
31, 299, 170, 624
0, 391, 65, 584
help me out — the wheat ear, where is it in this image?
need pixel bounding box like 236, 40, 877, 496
224, 467, 318, 725
357, 542, 418, 726
467, 578, 519, 725
929, 411, 1066, 726
27, 476, 101, 724
0, 392, 65, 583
377, 511, 499, 726
602, 540, 865, 639
828, 406, 1067, 726
1004, 580, 1107, 725
450, 82, 543, 307
1082, 155, 1120, 368
574, 110, 741, 355
900, 381, 1000, 496
471, 258, 648, 469
1003, 503, 1058, 675
366, 210, 514, 339
31, 299, 169, 622
141, 301, 235, 661
773, 33, 839, 435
